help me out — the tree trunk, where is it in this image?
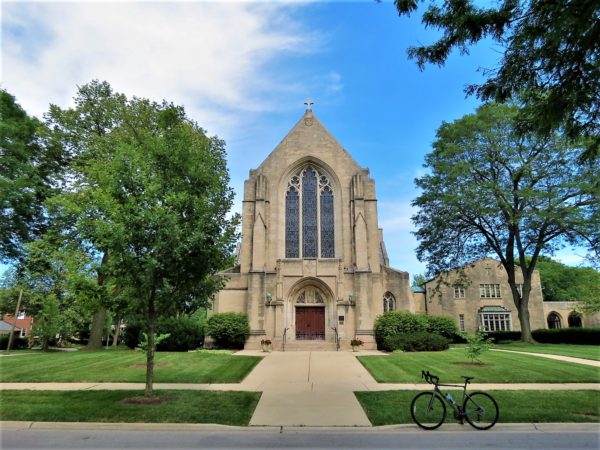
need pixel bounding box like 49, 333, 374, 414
41, 336, 50, 352
85, 252, 109, 350
145, 294, 155, 397
111, 317, 121, 347
85, 308, 107, 350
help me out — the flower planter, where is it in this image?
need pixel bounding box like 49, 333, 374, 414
352, 345, 360, 352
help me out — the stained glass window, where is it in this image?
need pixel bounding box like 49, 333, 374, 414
302, 167, 318, 258
285, 188, 299, 258
285, 165, 335, 259
320, 186, 334, 258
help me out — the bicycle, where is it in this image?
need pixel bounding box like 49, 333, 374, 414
410, 370, 499, 430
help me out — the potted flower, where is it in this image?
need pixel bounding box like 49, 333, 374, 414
261, 339, 272, 352
350, 338, 363, 352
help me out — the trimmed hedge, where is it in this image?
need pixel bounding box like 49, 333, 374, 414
206, 312, 250, 349
425, 315, 459, 340
531, 327, 600, 345
484, 330, 522, 343
374, 312, 428, 349
383, 332, 449, 352
375, 312, 459, 350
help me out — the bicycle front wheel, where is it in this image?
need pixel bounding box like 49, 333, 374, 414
463, 392, 499, 430
411, 392, 446, 430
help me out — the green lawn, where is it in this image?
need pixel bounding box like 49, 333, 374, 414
0, 390, 260, 426
0, 350, 261, 383
355, 390, 600, 426
493, 343, 600, 361
358, 349, 600, 383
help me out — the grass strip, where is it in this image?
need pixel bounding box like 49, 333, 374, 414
355, 390, 600, 426
358, 350, 600, 383
0, 390, 261, 426
0, 350, 261, 383
492, 343, 600, 361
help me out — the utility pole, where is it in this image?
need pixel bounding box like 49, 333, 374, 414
6, 288, 23, 352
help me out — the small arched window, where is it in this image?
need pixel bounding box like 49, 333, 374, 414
383, 292, 396, 312
568, 311, 582, 328
547, 312, 561, 329
285, 165, 335, 258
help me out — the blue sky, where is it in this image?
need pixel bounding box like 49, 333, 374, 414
1, 1, 588, 278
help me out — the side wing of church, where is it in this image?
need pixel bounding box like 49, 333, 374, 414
213, 106, 414, 350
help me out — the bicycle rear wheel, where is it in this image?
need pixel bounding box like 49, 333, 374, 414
463, 392, 499, 430
411, 392, 446, 430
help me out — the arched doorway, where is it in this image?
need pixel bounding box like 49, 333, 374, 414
287, 278, 334, 341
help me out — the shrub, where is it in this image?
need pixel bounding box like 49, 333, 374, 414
0, 336, 29, 350
123, 315, 205, 351
425, 315, 459, 341
374, 312, 428, 349
123, 319, 144, 349
206, 312, 250, 349
155, 316, 205, 351
531, 327, 600, 345
484, 330, 522, 343
383, 332, 449, 352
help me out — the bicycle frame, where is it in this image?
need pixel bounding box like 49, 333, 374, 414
421, 371, 473, 419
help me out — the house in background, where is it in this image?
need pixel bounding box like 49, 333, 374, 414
1, 310, 33, 338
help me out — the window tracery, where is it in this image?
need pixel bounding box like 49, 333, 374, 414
285, 165, 335, 258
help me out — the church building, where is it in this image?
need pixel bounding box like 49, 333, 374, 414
213, 103, 414, 350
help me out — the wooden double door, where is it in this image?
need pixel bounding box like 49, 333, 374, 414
295, 306, 325, 340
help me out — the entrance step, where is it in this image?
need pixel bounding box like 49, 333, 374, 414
275, 340, 338, 352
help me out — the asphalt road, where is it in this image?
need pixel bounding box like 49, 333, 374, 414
2, 426, 599, 450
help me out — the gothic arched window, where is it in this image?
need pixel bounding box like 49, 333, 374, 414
383, 292, 396, 312
547, 312, 561, 329
285, 165, 335, 258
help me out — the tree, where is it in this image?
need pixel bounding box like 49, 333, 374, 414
534, 256, 600, 314
412, 103, 598, 342
0, 90, 65, 262
411, 273, 426, 289
394, 1, 600, 157
50, 82, 238, 396
45, 81, 127, 349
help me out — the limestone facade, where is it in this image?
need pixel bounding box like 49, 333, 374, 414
213, 108, 413, 350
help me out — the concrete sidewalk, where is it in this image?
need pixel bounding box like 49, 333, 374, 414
491, 348, 600, 367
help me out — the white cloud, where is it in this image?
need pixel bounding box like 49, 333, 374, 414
1, 1, 318, 135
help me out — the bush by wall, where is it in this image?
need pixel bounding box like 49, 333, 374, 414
0, 336, 29, 350
374, 312, 428, 349
206, 312, 250, 349
531, 327, 600, 345
425, 315, 460, 341
484, 330, 522, 343
383, 332, 449, 352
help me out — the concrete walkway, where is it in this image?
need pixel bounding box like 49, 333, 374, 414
491, 348, 600, 367
242, 351, 374, 426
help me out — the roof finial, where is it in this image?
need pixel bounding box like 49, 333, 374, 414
304, 98, 314, 111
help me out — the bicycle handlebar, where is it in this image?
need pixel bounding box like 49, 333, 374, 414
421, 370, 439, 385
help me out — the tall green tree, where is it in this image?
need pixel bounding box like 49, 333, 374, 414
50, 82, 238, 395
394, 1, 600, 157
0, 90, 65, 262
412, 103, 598, 342
45, 81, 126, 349
534, 256, 600, 314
